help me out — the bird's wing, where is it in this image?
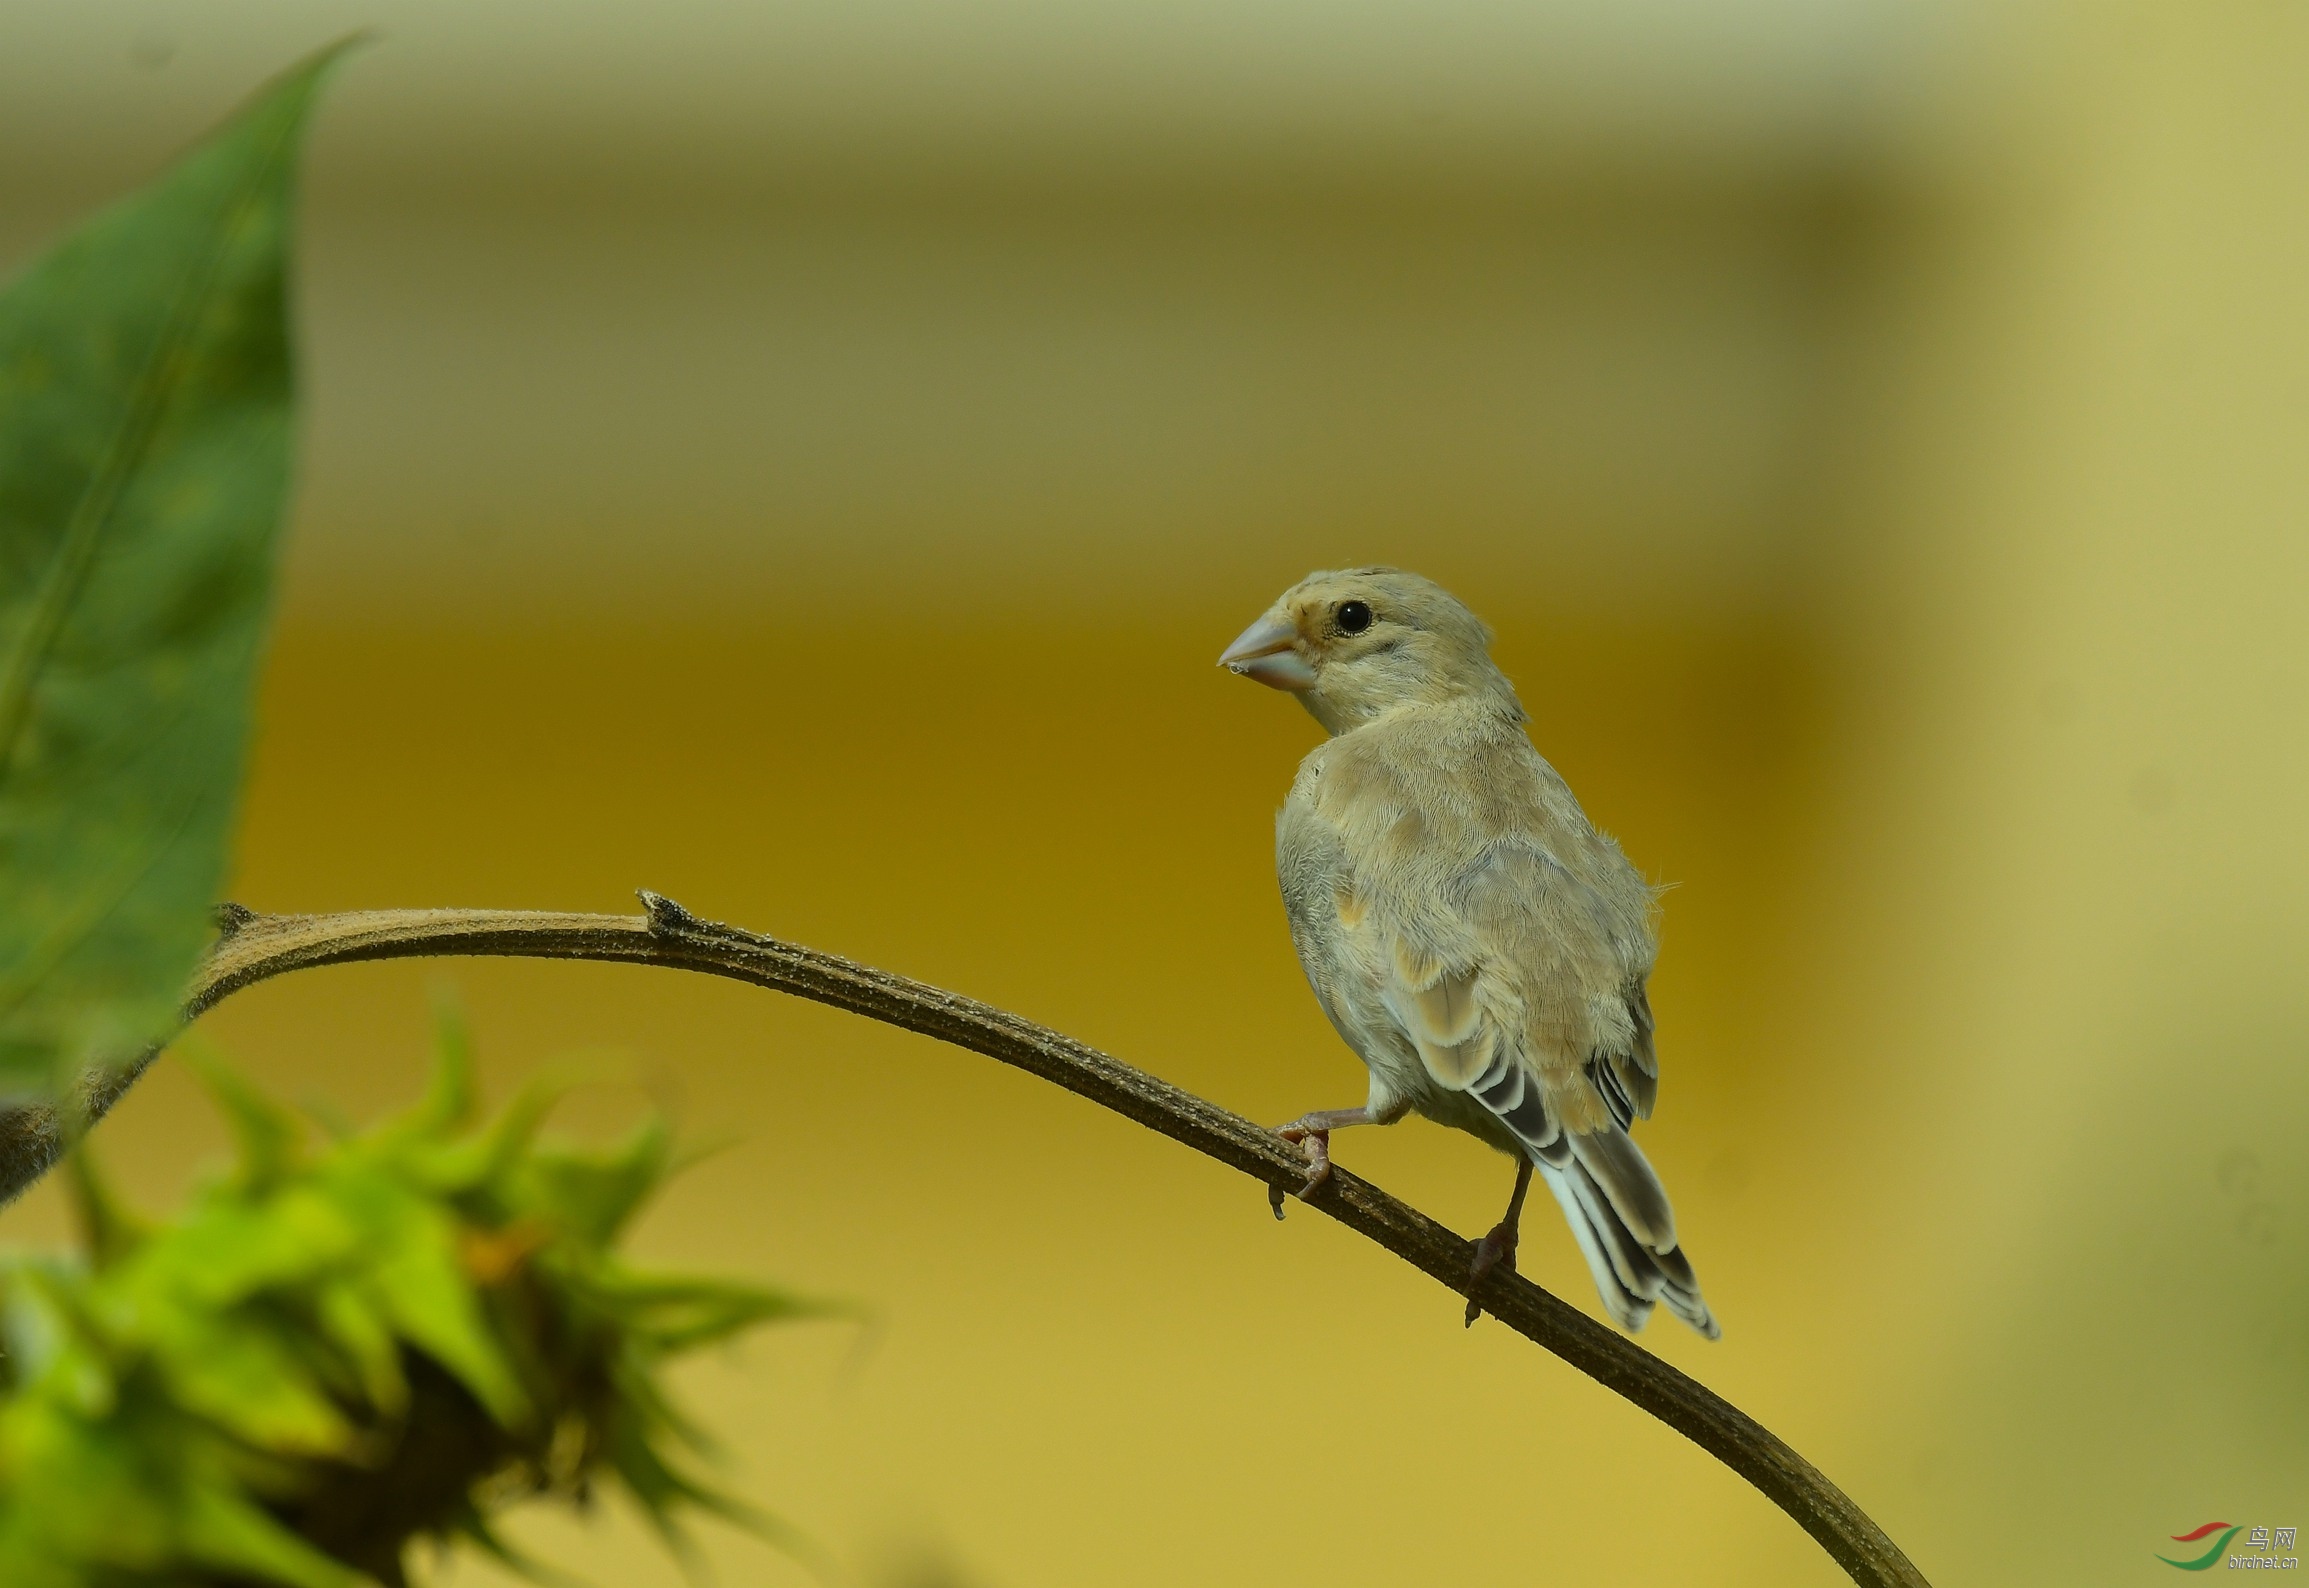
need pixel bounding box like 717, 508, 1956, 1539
1311, 729, 1658, 1145
1614, 978, 1659, 1119
1376, 839, 1583, 1149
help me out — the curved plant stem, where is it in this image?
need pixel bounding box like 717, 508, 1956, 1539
0, 894, 1929, 1588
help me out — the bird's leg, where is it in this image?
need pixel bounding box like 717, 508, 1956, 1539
1268, 1107, 1373, 1218
1464, 1156, 1535, 1327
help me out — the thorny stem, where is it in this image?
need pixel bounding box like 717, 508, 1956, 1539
0, 895, 1928, 1588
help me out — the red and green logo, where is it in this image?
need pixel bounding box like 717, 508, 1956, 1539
2160, 1523, 2242, 1571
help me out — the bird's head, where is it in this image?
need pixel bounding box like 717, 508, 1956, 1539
1217, 567, 1519, 734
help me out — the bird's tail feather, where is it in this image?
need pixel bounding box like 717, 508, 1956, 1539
1538, 1135, 1718, 1340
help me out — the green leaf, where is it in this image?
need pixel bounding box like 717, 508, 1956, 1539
415, 988, 481, 1133
522, 1117, 675, 1247
142, 1304, 355, 1455
402, 1068, 576, 1197
589, 1270, 841, 1356
0, 41, 353, 1101
174, 1482, 372, 1588
311, 1278, 406, 1417
60, 1143, 147, 1271
0, 1266, 117, 1417
178, 1038, 306, 1192
360, 1190, 530, 1428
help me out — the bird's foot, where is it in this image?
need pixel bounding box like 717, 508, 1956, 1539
1463, 1218, 1520, 1327
1267, 1122, 1334, 1219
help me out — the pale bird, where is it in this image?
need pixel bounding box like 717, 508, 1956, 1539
1220, 567, 1718, 1337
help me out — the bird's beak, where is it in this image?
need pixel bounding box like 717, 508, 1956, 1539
1218, 614, 1316, 692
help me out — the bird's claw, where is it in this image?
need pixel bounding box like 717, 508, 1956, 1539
1268, 1125, 1333, 1219
1463, 1218, 1520, 1327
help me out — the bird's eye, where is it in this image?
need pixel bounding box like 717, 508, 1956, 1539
1336, 600, 1374, 635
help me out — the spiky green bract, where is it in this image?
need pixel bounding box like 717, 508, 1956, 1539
0, 1022, 831, 1587
0, 42, 350, 1103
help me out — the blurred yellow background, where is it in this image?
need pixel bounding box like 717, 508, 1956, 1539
3, 3, 2305, 1585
